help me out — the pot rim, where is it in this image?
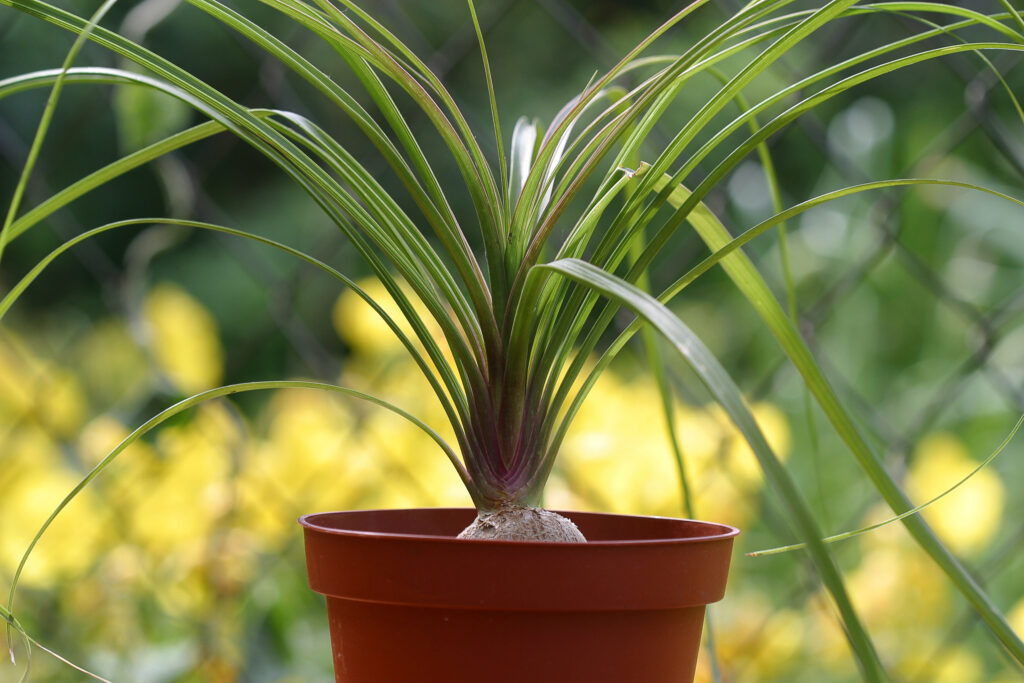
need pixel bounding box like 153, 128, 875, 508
299, 507, 739, 546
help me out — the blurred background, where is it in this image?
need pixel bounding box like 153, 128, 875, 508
1, 0, 1023, 680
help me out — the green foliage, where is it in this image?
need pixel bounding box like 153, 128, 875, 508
1, 0, 1023, 679
113, 69, 190, 153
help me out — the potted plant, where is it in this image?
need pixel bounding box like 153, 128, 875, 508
2, 0, 1023, 681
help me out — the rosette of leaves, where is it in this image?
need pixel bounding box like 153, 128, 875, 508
2, 0, 1024, 679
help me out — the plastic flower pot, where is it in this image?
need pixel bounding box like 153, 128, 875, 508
300, 508, 739, 683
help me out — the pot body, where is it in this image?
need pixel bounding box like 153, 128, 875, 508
300, 508, 738, 683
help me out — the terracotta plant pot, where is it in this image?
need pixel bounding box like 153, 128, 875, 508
300, 508, 739, 683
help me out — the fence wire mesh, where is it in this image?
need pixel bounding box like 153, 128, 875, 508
0, 1, 1022, 681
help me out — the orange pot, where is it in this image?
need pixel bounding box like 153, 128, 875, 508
300, 508, 738, 683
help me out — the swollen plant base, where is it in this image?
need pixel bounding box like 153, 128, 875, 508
457, 504, 586, 542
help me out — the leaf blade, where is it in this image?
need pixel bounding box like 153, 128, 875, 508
538, 257, 888, 682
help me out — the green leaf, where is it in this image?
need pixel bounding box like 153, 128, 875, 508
7, 379, 473, 625
113, 67, 190, 151
0, 0, 119, 266
468, 0, 507, 206
537, 257, 888, 682
3, 0, 499, 449
1, 603, 31, 681
749, 414, 1024, 557
508, 116, 539, 204
652, 174, 1024, 662
0, 67, 260, 244
0, 215, 475, 472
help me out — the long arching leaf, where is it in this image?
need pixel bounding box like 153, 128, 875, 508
537, 257, 888, 682
6, 379, 472, 623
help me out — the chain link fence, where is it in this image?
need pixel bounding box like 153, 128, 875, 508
0, 1, 1021, 680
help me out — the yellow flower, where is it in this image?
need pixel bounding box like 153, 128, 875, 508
848, 543, 949, 627
130, 402, 240, 551
143, 282, 224, 394
806, 593, 859, 673
722, 402, 791, 488
988, 602, 1024, 683
672, 409, 724, 477
711, 594, 803, 679
359, 408, 471, 509
332, 277, 445, 358
77, 415, 162, 515
0, 426, 105, 587
73, 319, 150, 406
898, 646, 984, 682
850, 505, 951, 627
835, 504, 954, 669
690, 467, 751, 529
79, 414, 154, 467
237, 389, 380, 543
153, 528, 259, 619
333, 278, 402, 354
748, 608, 804, 678
1008, 596, 1024, 638
560, 370, 683, 515
0, 335, 86, 436
906, 432, 1005, 553
558, 367, 789, 524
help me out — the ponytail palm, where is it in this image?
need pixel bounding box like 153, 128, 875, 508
3, 0, 1024, 678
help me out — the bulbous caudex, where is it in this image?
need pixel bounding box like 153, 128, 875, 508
458, 503, 586, 542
